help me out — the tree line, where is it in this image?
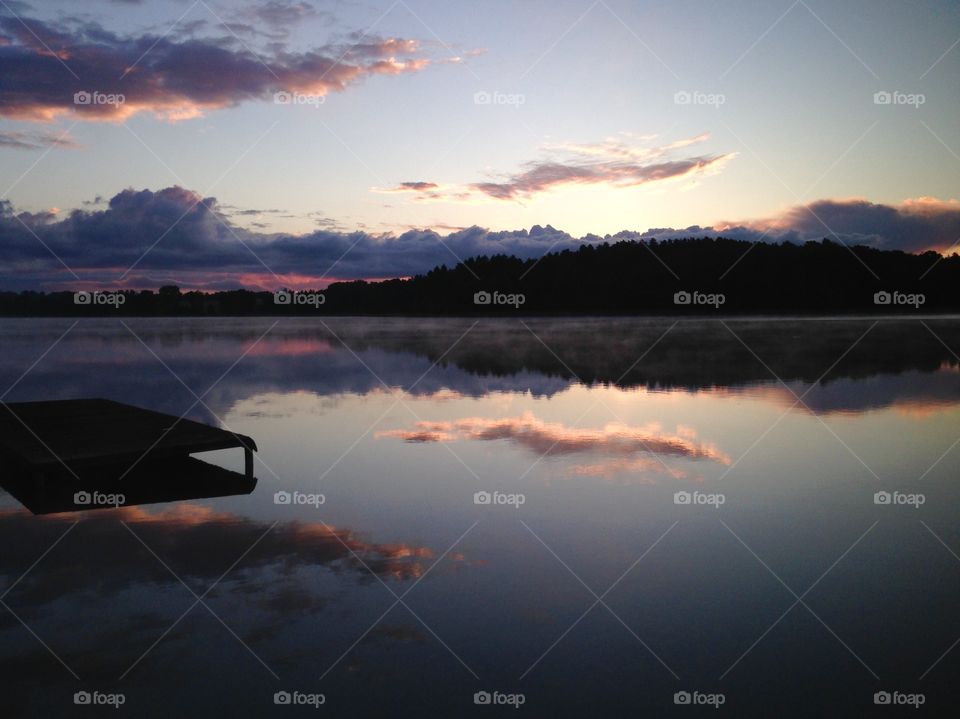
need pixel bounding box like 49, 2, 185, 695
1, 237, 955, 315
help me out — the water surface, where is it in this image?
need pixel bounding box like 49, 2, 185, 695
1, 317, 959, 716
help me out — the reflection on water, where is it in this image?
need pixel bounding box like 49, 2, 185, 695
375, 412, 731, 482
0, 456, 257, 515
1, 317, 960, 717
4, 317, 960, 419
0, 504, 441, 601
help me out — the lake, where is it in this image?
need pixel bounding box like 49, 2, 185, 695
1, 317, 959, 716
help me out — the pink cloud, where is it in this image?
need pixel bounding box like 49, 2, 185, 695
376, 412, 731, 465
379, 133, 735, 202
0, 16, 439, 122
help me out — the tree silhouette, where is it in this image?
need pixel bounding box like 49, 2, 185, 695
2, 237, 956, 315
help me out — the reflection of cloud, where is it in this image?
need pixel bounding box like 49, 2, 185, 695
7, 320, 960, 427
387, 429, 458, 442
567, 457, 688, 481
0, 503, 453, 704
891, 402, 959, 419
0, 504, 445, 608
244, 337, 334, 357
715, 368, 960, 416
363, 625, 427, 644
377, 411, 731, 465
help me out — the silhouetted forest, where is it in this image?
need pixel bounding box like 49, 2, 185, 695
2, 237, 957, 315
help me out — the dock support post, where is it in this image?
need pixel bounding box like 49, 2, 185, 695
244, 447, 254, 479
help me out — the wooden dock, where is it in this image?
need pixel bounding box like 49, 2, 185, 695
0, 456, 258, 515
0, 398, 257, 480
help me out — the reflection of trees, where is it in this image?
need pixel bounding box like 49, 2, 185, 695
2, 319, 959, 418
333, 318, 960, 391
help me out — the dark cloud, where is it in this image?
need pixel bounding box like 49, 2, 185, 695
0, 186, 589, 288
640, 197, 960, 254
2, 186, 958, 290
396, 181, 439, 192
0, 15, 436, 121
220, 205, 288, 216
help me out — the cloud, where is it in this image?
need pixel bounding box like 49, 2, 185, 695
0, 186, 592, 288
639, 197, 960, 254
542, 132, 712, 162
249, 0, 322, 27
392, 182, 439, 192
0, 129, 79, 150
0, 15, 438, 121
376, 411, 731, 465
740, 197, 960, 253
3, 185, 959, 290
342, 36, 422, 60
470, 155, 733, 201
379, 133, 736, 202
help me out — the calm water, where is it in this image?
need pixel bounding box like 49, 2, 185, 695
1, 317, 960, 717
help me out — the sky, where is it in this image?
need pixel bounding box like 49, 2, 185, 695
0, 0, 958, 290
